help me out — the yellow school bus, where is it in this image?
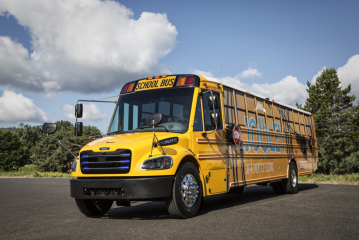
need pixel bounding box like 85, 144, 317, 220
68, 74, 318, 218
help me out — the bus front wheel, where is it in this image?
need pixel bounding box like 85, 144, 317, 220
166, 162, 202, 218
75, 199, 113, 216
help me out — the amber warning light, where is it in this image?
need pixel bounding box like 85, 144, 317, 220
121, 82, 135, 94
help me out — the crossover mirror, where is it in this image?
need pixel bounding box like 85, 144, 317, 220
146, 113, 163, 127
75, 104, 83, 118
42, 123, 57, 134
75, 122, 83, 136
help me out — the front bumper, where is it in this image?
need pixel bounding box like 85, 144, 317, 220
70, 176, 174, 200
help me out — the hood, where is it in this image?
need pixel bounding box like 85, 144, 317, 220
81, 132, 186, 153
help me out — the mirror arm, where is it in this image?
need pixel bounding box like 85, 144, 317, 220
202, 122, 217, 137
46, 134, 83, 159
155, 133, 166, 156
149, 125, 166, 157
75, 96, 119, 137
199, 90, 211, 96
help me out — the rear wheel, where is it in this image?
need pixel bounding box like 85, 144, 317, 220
166, 162, 202, 218
282, 162, 299, 194
75, 199, 113, 216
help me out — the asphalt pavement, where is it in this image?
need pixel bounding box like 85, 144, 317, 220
0, 178, 358, 240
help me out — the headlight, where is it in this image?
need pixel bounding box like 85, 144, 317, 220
71, 159, 78, 172
141, 156, 173, 170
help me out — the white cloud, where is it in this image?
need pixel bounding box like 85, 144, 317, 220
236, 67, 262, 79
0, 0, 177, 95
191, 69, 214, 78
62, 103, 107, 122
250, 76, 307, 106
338, 54, 359, 100
0, 90, 50, 123
193, 69, 307, 107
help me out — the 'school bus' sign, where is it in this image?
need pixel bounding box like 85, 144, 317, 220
135, 76, 176, 91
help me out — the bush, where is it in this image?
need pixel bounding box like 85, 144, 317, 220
340, 151, 359, 173
299, 173, 359, 184
18, 165, 38, 173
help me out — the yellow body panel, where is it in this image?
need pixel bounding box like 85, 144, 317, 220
72, 75, 318, 197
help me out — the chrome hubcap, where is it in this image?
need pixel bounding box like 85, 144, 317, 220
291, 169, 297, 188
181, 174, 199, 207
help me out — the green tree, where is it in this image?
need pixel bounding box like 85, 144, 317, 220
338, 103, 359, 173
298, 68, 357, 173
0, 130, 30, 171
14, 123, 42, 154
32, 121, 101, 172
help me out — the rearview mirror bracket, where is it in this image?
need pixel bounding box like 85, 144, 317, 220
146, 113, 166, 157
200, 90, 219, 137
41, 123, 83, 160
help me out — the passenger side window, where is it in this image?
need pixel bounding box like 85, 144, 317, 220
193, 97, 203, 131
202, 91, 223, 131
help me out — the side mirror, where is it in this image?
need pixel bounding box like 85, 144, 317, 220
42, 123, 57, 134
146, 113, 162, 127
75, 122, 83, 136
208, 95, 219, 110
210, 112, 219, 128
75, 104, 83, 118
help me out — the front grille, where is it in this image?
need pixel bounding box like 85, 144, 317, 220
83, 188, 124, 196
80, 149, 131, 174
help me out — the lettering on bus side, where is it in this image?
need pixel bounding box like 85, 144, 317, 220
245, 162, 274, 175
243, 116, 285, 157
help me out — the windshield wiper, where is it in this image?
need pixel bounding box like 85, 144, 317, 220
108, 130, 122, 135
136, 125, 169, 132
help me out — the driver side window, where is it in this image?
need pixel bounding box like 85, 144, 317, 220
193, 97, 203, 131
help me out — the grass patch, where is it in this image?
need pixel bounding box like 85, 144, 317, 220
0, 171, 71, 178
299, 173, 359, 185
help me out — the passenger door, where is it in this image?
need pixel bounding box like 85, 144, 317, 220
192, 90, 227, 195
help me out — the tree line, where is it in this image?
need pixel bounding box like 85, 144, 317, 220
1, 67, 358, 174
0, 121, 100, 172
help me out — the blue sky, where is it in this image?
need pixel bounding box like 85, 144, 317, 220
0, 0, 358, 133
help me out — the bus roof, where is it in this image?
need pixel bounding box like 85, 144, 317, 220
200, 75, 311, 116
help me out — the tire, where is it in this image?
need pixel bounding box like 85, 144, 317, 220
75, 199, 113, 216
228, 186, 244, 194
166, 162, 202, 219
271, 181, 285, 194
282, 162, 299, 194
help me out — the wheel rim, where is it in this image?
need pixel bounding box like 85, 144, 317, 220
181, 174, 199, 207
291, 169, 297, 188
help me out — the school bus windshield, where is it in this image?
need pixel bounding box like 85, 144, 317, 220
108, 87, 194, 134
